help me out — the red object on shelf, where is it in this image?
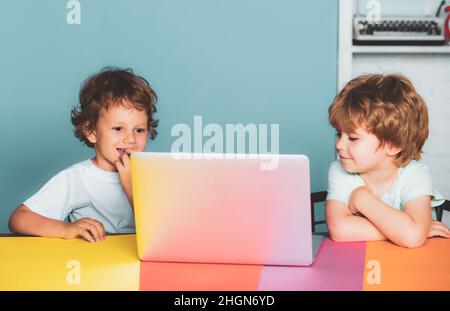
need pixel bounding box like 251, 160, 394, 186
445, 6, 450, 41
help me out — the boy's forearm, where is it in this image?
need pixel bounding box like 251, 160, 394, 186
122, 184, 133, 209
9, 208, 68, 238
118, 174, 134, 210
329, 214, 387, 242
353, 193, 427, 247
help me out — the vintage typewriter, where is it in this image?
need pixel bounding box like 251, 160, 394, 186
353, 16, 446, 45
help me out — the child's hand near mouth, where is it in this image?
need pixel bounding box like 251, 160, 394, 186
115, 151, 134, 207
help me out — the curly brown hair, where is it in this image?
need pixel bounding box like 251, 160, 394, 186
329, 74, 429, 167
71, 67, 158, 148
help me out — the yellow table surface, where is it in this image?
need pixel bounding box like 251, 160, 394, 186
0, 234, 139, 290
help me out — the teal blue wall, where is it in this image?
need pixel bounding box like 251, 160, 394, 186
0, 0, 337, 233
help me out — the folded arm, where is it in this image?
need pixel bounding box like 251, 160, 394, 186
349, 187, 432, 248
326, 199, 387, 242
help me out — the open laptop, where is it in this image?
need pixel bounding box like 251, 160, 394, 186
131, 152, 323, 266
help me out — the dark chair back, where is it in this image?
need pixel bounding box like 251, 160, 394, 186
310, 191, 327, 233
436, 200, 450, 222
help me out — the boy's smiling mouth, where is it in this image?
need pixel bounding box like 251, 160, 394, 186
338, 154, 352, 160
116, 148, 132, 157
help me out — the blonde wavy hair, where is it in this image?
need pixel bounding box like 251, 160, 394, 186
329, 74, 429, 167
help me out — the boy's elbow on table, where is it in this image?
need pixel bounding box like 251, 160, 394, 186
327, 220, 352, 242
8, 205, 25, 233
397, 229, 428, 249
9, 204, 37, 234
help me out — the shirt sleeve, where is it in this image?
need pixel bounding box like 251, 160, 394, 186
326, 160, 359, 205
402, 163, 445, 208
23, 171, 72, 221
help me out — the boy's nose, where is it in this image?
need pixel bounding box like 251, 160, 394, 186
124, 131, 136, 144
335, 136, 345, 152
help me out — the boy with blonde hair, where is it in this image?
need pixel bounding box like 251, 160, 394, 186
326, 74, 449, 248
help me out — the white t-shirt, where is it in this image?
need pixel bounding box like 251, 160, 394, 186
326, 160, 445, 216
23, 159, 135, 233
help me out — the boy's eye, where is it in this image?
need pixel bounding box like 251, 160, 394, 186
349, 137, 358, 141
112, 127, 123, 132
335, 132, 342, 138
136, 128, 146, 134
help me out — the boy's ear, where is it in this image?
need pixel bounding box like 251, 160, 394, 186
386, 144, 402, 157
83, 123, 97, 145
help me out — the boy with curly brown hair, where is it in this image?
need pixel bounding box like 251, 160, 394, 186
9, 67, 158, 242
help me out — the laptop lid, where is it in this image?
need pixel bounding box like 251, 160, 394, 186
131, 152, 315, 266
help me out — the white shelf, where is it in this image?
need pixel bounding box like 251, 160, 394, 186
352, 45, 450, 54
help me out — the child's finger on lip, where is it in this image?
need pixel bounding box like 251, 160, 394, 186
124, 152, 131, 162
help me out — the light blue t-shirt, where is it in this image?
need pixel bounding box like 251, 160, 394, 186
24, 159, 135, 233
326, 160, 445, 216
